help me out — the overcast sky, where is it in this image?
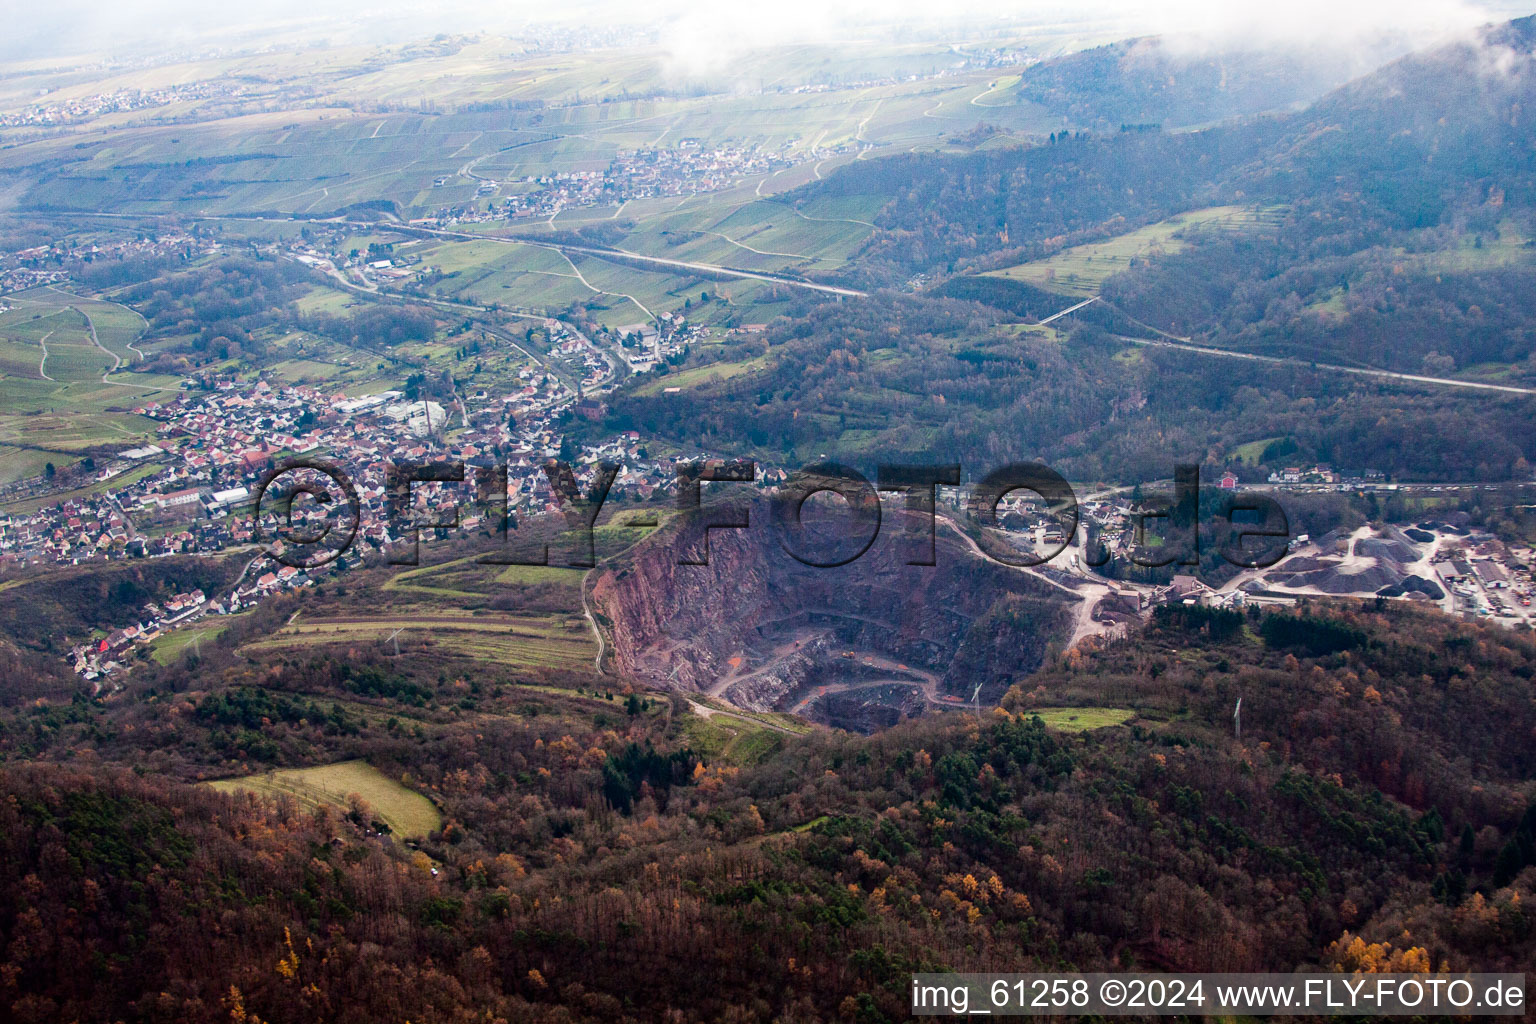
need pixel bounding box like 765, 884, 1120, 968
5, 0, 1532, 63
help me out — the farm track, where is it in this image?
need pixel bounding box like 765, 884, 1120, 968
763, 198, 877, 230
271, 614, 584, 632
553, 249, 657, 323
703, 229, 817, 261
67, 299, 157, 391
36, 329, 53, 380
687, 699, 799, 734
581, 569, 605, 673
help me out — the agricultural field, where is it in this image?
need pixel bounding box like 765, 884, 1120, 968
294, 286, 366, 316
0, 286, 171, 386
380, 510, 663, 600
0, 39, 1060, 223
611, 197, 875, 276
383, 555, 584, 598
0, 288, 172, 485
982, 205, 1283, 297
404, 232, 807, 328
0, 302, 108, 383
255, 324, 389, 389
239, 612, 596, 671
207, 760, 442, 840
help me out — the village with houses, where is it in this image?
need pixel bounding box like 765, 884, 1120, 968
2, 198, 1533, 688
0, 80, 251, 131
0, 231, 219, 293
9, 351, 1536, 684
0, 308, 756, 683
434, 140, 810, 224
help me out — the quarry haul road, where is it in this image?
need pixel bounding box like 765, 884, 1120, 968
786, 653, 945, 714
935, 516, 1117, 649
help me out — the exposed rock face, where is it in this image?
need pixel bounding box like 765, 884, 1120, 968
811, 684, 928, 732
591, 501, 1078, 714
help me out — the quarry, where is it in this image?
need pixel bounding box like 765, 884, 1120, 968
590, 502, 1082, 731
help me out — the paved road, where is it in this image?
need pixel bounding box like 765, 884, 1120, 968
56, 209, 870, 299
411, 226, 869, 299
1122, 334, 1536, 396
1038, 295, 1100, 325
1037, 293, 1536, 397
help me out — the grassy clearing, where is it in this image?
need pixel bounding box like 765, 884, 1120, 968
382, 554, 585, 593
207, 760, 441, 839
1232, 437, 1284, 466
683, 712, 787, 766
631, 355, 769, 397
1306, 288, 1348, 316
149, 618, 239, 665
1001, 322, 1063, 341
1030, 707, 1135, 732
983, 205, 1281, 297
294, 287, 363, 315
1419, 221, 1534, 273
493, 563, 585, 586
0, 446, 76, 487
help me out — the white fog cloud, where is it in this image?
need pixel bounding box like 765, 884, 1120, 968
3, 0, 1531, 63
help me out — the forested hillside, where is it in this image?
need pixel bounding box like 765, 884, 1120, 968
3, 601, 1536, 1022
592, 15, 1536, 486
804, 126, 1273, 286
593, 292, 1536, 481
781, 16, 1536, 389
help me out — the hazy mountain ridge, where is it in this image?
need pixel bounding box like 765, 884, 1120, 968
1257, 14, 1536, 223
1015, 35, 1379, 128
